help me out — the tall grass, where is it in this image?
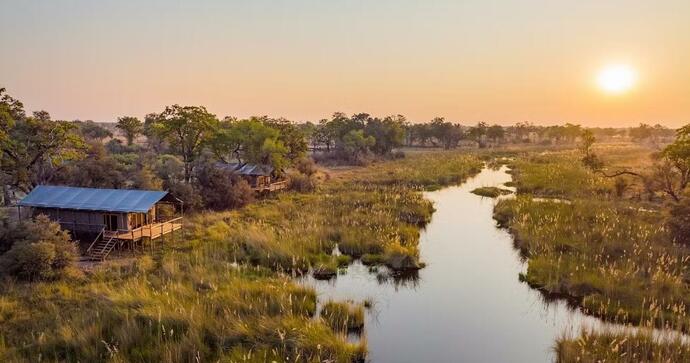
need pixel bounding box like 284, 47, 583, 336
0, 150, 482, 362
495, 145, 690, 332
556, 329, 690, 363
320, 301, 365, 334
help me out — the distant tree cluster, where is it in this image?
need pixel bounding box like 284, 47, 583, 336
303, 113, 405, 164
0, 85, 683, 212
0, 88, 308, 211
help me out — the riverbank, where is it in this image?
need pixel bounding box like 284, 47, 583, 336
300, 165, 637, 362
0, 151, 482, 362
493, 145, 690, 360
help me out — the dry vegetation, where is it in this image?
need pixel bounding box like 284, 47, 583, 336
493, 144, 690, 360
0, 151, 482, 362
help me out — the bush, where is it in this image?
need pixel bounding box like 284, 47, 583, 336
390, 150, 405, 159
289, 173, 318, 193
0, 215, 78, 281
295, 157, 317, 176
166, 180, 203, 211
196, 165, 255, 210
668, 199, 690, 245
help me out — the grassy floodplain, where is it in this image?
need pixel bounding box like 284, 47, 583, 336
555, 329, 690, 362
0, 151, 482, 363
492, 144, 690, 360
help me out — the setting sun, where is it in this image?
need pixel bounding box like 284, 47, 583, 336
597, 64, 637, 94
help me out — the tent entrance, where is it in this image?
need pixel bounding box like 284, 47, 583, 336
104, 214, 119, 231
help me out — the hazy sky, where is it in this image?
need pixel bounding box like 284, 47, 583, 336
1, 0, 689, 127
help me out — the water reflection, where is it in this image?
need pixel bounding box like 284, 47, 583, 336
298, 166, 683, 363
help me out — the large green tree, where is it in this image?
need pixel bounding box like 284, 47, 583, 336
147, 105, 219, 183
209, 118, 289, 171
364, 115, 406, 155
116, 116, 143, 145
0, 94, 85, 195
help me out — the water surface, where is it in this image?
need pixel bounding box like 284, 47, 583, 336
299, 167, 638, 362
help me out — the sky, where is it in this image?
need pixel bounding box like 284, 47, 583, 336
1, 0, 689, 127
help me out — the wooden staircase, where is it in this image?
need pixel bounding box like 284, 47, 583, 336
85, 228, 121, 261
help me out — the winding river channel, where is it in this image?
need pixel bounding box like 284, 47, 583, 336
299, 166, 679, 362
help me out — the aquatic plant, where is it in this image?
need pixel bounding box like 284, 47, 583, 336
470, 186, 513, 198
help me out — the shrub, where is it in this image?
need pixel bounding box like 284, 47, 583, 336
668, 199, 690, 245
295, 157, 317, 176
166, 180, 203, 211
196, 165, 255, 210
289, 172, 318, 193
0, 215, 78, 281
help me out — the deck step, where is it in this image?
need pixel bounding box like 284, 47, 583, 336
86, 235, 119, 261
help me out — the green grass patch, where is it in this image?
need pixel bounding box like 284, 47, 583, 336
320, 301, 365, 334
471, 186, 513, 198
556, 329, 690, 363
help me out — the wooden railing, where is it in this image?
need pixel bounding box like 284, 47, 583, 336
105, 217, 183, 241
254, 180, 288, 192
86, 226, 106, 254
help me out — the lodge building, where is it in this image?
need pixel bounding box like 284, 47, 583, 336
17, 185, 183, 260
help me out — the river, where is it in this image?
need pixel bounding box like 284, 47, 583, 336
298, 166, 673, 363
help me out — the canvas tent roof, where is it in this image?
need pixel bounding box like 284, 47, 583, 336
216, 162, 274, 176
18, 185, 170, 213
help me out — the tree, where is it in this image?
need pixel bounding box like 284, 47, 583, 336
340, 129, 375, 162
563, 123, 583, 143
313, 119, 337, 151
667, 198, 690, 245
195, 163, 254, 210
116, 116, 143, 145
579, 129, 602, 170
598, 124, 690, 202
364, 115, 406, 154
76, 120, 113, 141
51, 142, 127, 188
656, 125, 690, 201
209, 118, 289, 171
429, 117, 463, 149
147, 105, 219, 183
409, 123, 434, 147
467, 122, 488, 145
629, 123, 653, 142
258, 116, 307, 163
486, 125, 505, 143
0, 87, 25, 146
0, 109, 85, 194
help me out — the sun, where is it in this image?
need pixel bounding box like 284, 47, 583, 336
597, 64, 637, 94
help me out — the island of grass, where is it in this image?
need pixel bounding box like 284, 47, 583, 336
471, 186, 513, 198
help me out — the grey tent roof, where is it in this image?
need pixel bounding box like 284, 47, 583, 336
216, 162, 274, 176
18, 185, 169, 213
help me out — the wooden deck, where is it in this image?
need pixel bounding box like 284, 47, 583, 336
254, 180, 288, 192
104, 218, 182, 241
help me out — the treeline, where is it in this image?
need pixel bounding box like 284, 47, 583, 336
0, 89, 316, 210
0, 87, 680, 207
301, 117, 677, 154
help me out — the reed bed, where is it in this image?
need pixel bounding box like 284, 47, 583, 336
0, 150, 482, 362
496, 145, 690, 360
320, 301, 365, 334
556, 329, 690, 363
